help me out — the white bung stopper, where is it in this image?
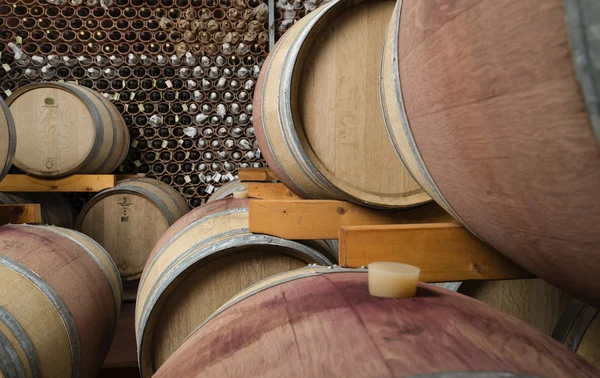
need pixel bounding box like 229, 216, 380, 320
233, 190, 249, 199
368, 262, 420, 298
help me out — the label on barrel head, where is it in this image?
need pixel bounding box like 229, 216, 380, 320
118, 196, 133, 223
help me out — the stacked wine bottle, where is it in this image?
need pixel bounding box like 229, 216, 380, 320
0, 0, 269, 208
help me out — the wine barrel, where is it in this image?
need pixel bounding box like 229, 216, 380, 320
206, 180, 247, 203
253, 0, 430, 209
459, 279, 572, 335
380, 0, 600, 306
0, 192, 74, 228
154, 266, 598, 378
0, 97, 16, 182
0, 224, 122, 378
553, 300, 600, 367
6, 82, 129, 177
76, 178, 189, 281
136, 198, 332, 377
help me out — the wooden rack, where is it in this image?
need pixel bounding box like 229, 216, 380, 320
238, 168, 532, 282
0, 174, 137, 192
0, 174, 138, 226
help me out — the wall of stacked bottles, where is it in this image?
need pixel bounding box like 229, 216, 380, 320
274, 0, 330, 39
0, 0, 268, 209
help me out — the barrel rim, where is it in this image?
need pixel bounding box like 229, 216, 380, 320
0, 255, 80, 378
253, 25, 314, 199
71, 84, 121, 174
6, 83, 103, 178
75, 186, 176, 231
0, 305, 41, 378
136, 234, 331, 377
279, 0, 430, 208
0, 97, 16, 182
117, 178, 189, 217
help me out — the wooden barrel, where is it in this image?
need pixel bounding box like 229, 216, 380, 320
459, 279, 573, 335
253, 0, 430, 209
380, 0, 600, 306
0, 97, 16, 182
135, 198, 332, 377
206, 180, 247, 203
553, 300, 600, 367
0, 192, 74, 228
6, 83, 129, 178
154, 266, 598, 378
76, 178, 189, 281
0, 224, 122, 378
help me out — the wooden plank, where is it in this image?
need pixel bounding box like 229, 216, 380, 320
103, 303, 137, 368
0, 204, 43, 225
249, 200, 456, 239
238, 168, 278, 182
338, 223, 532, 282
249, 200, 395, 239
0, 174, 118, 192
246, 183, 301, 200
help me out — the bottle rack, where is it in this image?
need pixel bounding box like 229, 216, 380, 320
0, 0, 270, 209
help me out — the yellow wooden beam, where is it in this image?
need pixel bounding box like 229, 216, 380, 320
246, 183, 301, 200
238, 168, 278, 182
248, 200, 456, 239
339, 223, 532, 282
0, 204, 43, 225
0, 174, 119, 192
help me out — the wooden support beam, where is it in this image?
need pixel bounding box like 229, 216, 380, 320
0, 174, 119, 192
249, 200, 456, 239
0, 204, 43, 225
339, 223, 532, 282
246, 183, 301, 200
238, 168, 278, 182
103, 303, 137, 368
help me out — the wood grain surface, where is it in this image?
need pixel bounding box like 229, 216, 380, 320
339, 223, 531, 281
0, 204, 42, 225
77, 178, 189, 280
0, 174, 120, 192
136, 198, 331, 377
383, 0, 600, 306
254, 0, 430, 208
0, 225, 121, 378
459, 279, 573, 335
249, 200, 455, 239
6, 83, 128, 177
154, 271, 599, 378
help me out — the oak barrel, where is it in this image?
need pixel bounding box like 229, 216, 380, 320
553, 300, 600, 368
76, 178, 189, 281
135, 198, 332, 377
253, 0, 430, 209
154, 266, 598, 378
0, 224, 122, 378
0, 97, 16, 183
6, 83, 129, 178
0, 192, 74, 228
459, 279, 573, 335
380, 0, 600, 305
